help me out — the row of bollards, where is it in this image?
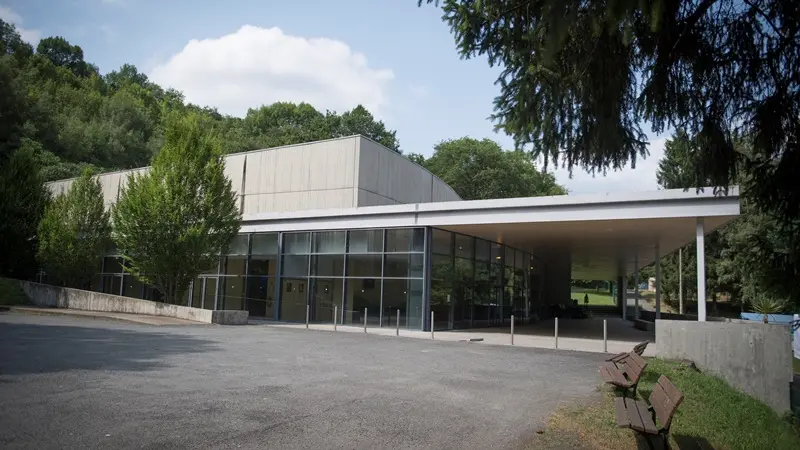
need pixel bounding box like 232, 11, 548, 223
304, 305, 609, 353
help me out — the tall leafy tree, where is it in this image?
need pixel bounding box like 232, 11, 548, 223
0, 146, 49, 280
36, 36, 92, 77
112, 113, 241, 304
37, 169, 110, 288
421, 0, 800, 223
421, 137, 566, 200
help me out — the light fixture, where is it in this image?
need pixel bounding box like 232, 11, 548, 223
361, 289, 364, 293
495, 256, 501, 260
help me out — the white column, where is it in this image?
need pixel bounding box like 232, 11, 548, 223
655, 243, 661, 320
697, 218, 707, 322
634, 255, 639, 320
679, 248, 683, 314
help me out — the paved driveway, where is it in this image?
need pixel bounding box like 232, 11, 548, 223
0, 314, 606, 450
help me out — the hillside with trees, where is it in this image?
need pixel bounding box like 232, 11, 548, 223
0, 19, 566, 292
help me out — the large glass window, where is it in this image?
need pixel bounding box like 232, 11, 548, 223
252, 233, 278, 255
313, 231, 346, 253
344, 278, 381, 325
311, 254, 344, 277
383, 279, 423, 329
284, 232, 311, 254
228, 234, 250, 255
348, 230, 382, 253
386, 228, 424, 253
384, 253, 423, 278
346, 254, 382, 278
282, 255, 310, 277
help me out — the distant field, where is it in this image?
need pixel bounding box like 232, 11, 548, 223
569, 286, 615, 306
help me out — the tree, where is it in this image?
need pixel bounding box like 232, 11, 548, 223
37, 168, 110, 288
421, 0, 800, 223
0, 146, 49, 280
36, 37, 91, 77
421, 137, 567, 200
112, 113, 241, 304
329, 105, 400, 152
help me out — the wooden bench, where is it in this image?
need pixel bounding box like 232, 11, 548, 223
599, 352, 647, 396
614, 375, 685, 448
606, 340, 649, 365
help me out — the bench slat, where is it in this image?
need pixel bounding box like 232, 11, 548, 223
606, 352, 627, 363
614, 397, 630, 427
632, 340, 649, 355
610, 366, 629, 387
624, 397, 646, 432
651, 375, 685, 430
634, 400, 659, 434
600, 365, 614, 383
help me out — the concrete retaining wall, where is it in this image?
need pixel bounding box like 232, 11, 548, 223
656, 319, 792, 413
14, 279, 248, 325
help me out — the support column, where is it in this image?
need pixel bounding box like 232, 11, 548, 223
622, 276, 628, 320
634, 255, 640, 320
697, 218, 707, 322
617, 276, 625, 320
655, 243, 661, 320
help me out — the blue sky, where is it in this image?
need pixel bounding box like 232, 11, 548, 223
2, 0, 667, 194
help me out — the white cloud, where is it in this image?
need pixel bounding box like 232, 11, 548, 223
0, 6, 41, 45
149, 25, 394, 117
547, 137, 666, 194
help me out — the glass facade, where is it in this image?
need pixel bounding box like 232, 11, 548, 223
93, 226, 542, 331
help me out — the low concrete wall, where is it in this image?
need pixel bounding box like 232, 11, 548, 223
656, 319, 792, 413
14, 279, 248, 325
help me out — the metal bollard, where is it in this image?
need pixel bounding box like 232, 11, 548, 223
334, 306, 338, 331
396, 309, 400, 336
364, 308, 368, 333
306, 304, 309, 329
431, 311, 434, 339
554, 317, 559, 349
603, 319, 608, 352
511, 314, 515, 345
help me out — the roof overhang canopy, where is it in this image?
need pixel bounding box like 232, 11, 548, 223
241, 188, 740, 280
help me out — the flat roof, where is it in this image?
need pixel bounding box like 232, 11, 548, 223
241, 187, 740, 279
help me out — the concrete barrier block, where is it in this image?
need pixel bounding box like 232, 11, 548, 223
8, 278, 247, 326
656, 319, 792, 413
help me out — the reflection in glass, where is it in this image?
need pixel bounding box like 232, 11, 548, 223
122, 275, 143, 299
249, 255, 277, 276
310, 278, 342, 322
252, 233, 279, 255
284, 232, 311, 254
203, 278, 217, 310
346, 254, 382, 278
348, 230, 382, 253
311, 254, 344, 277
221, 276, 245, 310
432, 228, 452, 256
313, 231, 346, 253
383, 279, 423, 329
455, 234, 473, 259
384, 253, 423, 278
246, 276, 275, 318
386, 228, 424, 252
343, 278, 381, 325
282, 255, 310, 277
228, 234, 249, 255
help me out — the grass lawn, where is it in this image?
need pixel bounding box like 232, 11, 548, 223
571, 286, 616, 306
0, 278, 31, 306
538, 358, 800, 450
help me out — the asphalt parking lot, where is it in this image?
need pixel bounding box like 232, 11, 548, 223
0, 314, 606, 450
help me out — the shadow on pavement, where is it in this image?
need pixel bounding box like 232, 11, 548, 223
0, 321, 217, 375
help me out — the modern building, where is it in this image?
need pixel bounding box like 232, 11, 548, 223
46, 135, 741, 330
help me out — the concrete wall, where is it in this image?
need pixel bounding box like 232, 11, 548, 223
15, 279, 248, 325
656, 319, 793, 413
46, 135, 461, 215
356, 137, 461, 206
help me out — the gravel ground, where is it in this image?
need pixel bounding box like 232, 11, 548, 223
0, 313, 605, 450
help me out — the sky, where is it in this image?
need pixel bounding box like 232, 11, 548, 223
1, 0, 668, 194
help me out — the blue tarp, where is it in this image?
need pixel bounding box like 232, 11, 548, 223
739, 313, 795, 325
